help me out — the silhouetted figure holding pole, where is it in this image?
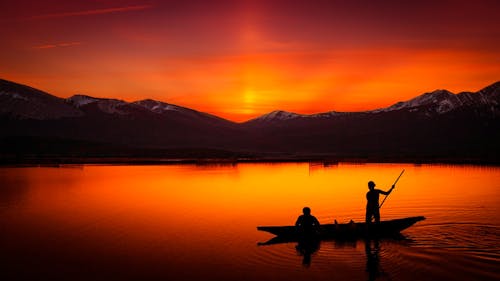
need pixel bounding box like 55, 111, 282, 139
295, 207, 321, 236
366, 170, 405, 224
365, 181, 394, 224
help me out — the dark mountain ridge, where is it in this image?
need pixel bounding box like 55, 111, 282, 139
1, 78, 499, 163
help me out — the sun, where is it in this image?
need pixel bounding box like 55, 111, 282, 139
242, 88, 257, 114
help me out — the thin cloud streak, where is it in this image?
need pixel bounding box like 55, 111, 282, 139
28, 5, 152, 20
33, 42, 82, 49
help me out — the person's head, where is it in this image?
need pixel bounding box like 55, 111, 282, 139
368, 181, 376, 190
302, 207, 311, 215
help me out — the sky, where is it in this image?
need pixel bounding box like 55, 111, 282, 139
1, 0, 499, 122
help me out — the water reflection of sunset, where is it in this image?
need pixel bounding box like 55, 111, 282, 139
1, 163, 499, 280
11, 164, 500, 234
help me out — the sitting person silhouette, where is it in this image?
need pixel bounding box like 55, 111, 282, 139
366, 181, 394, 224
295, 207, 321, 235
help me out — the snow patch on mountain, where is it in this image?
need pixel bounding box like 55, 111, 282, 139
96, 99, 129, 115
254, 110, 302, 122
249, 110, 349, 123
133, 99, 185, 114
67, 95, 129, 115
309, 111, 346, 118
0, 91, 29, 101
67, 95, 99, 107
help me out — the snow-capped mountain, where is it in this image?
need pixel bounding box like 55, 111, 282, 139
0, 79, 83, 120
0, 79, 239, 150
375, 89, 459, 113
372, 82, 500, 116
65, 94, 231, 123
132, 99, 228, 123
247, 82, 500, 124
238, 81, 499, 159
1, 78, 498, 161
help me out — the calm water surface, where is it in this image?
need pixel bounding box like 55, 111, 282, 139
1, 163, 499, 280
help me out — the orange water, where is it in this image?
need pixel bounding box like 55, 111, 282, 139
1, 163, 499, 280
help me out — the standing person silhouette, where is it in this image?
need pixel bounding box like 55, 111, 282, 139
366, 181, 394, 224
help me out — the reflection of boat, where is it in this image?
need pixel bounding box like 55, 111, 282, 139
257, 216, 425, 241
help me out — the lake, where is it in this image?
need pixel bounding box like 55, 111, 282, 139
1, 163, 499, 280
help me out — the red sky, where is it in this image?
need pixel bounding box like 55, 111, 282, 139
1, 0, 499, 122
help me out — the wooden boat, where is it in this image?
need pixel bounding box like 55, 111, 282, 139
257, 216, 425, 242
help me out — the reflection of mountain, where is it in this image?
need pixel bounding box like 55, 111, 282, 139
1, 78, 499, 162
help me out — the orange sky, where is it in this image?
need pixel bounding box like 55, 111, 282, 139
1, 0, 499, 122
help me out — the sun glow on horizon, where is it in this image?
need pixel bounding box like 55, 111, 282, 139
1, 1, 499, 122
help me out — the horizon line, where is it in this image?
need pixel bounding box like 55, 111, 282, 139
1, 77, 498, 123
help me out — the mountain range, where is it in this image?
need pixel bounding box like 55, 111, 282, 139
1, 78, 499, 163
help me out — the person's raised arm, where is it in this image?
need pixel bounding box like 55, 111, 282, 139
380, 185, 395, 195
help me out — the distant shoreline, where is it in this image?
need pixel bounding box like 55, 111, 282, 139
1, 155, 498, 167
2, 136, 498, 166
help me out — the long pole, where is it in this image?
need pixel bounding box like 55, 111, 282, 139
379, 169, 405, 209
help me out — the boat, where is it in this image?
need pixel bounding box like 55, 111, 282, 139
257, 216, 425, 243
